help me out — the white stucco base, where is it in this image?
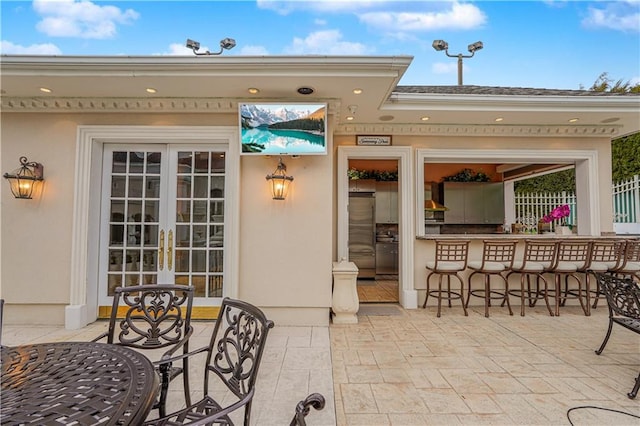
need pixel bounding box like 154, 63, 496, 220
65, 304, 88, 330
260, 307, 330, 327
400, 289, 418, 309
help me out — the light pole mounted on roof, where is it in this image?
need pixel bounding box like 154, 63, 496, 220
432, 40, 483, 86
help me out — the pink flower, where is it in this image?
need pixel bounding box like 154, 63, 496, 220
542, 204, 570, 223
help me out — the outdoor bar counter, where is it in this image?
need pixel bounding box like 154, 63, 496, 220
416, 233, 620, 240
414, 233, 636, 311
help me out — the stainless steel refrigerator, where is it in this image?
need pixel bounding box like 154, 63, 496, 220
348, 193, 376, 278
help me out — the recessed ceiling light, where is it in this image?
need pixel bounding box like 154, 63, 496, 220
145, 88, 157, 94
39, 87, 52, 93
346, 116, 355, 121
568, 118, 579, 123
495, 117, 504, 122
379, 115, 394, 121
353, 88, 363, 95
421, 116, 430, 121
297, 87, 314, 95
248, 87, 259, 94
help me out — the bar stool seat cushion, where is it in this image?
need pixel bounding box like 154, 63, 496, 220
589, 261, 618, 272
622, 261, 640, 272
426, 261, 465, 271
511, 260, 550, 272
468, 261, 506, 272
554, 261, 580, 272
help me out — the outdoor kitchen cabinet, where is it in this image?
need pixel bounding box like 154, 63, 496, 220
443, 182, 505, 224
375, 181, 398, 224
376, 242, 398, 274
349, 179, 376, 193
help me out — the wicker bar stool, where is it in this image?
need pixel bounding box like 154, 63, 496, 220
466, 239, 517, 317
585, 239, 626, 309
505, 239, 556, 317
548, 239, 592, 316
423, 240, 470, 317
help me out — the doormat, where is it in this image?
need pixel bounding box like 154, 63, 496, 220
357, 304, 403, 316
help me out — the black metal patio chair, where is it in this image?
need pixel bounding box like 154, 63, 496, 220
593, 272, 640, 399
144, 297, 275, 426
93, 284, 194, 417
290, 393, 326, 426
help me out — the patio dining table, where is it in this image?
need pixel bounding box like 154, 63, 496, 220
0, 341, 159, 425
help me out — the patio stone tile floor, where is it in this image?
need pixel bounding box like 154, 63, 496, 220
3, 304, 639, 425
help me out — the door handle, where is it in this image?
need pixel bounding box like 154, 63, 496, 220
158, 230, 165, 270
168, 229, 173, 271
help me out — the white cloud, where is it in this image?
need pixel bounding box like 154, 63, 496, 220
582, 1, 640, 32
240, 45, 270, 55
157, 43, 196, 56
0, 40, 62, 55
284, 29, 371, 55
257, 0, 389, 15
359, 2, 486, 32
432, 61, 457, 75
33, 0, 139, 39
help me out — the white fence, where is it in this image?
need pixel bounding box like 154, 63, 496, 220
613, 175, 639, 223
515, 175, 639, 226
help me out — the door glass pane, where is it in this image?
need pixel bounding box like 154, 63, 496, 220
175, 225, 190, 247
174, 150, 226, 297
193, 201, 207, 222
176, 200, 190, 222
106, 149, 161, 294
145, 200, 159, 222
211, 153, 225, 173
129, 152, 144, 173
194, 152, 209, 173
112, 152, 127, 173
111, 176, 126, 197
146, 176, 161, 198
128, 176, 143, 197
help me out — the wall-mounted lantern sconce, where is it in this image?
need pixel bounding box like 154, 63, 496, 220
265, 157, 293, 200
3, 156, 44, 199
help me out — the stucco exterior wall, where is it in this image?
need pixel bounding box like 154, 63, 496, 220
1, 112, 333, 326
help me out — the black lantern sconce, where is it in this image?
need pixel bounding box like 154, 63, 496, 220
265, 157, 293, 200
3, 156, 44, 199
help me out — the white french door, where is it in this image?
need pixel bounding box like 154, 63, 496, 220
98, 144, 227, 306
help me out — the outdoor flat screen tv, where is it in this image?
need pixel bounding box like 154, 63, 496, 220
239, 103, 327, 155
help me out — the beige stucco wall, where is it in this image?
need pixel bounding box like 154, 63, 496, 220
1, 112, 616, 324
1, 112, 333, 326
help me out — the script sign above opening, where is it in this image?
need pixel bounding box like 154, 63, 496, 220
356, 135, 392, 146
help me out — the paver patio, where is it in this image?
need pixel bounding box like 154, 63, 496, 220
2, 304, 639, 425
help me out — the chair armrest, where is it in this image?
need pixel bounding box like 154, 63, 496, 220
153, 345, 209, 368
158, 326, 194, 360
91, 332, 108, 343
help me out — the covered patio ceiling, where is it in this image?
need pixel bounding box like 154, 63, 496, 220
2, 55, 639, 137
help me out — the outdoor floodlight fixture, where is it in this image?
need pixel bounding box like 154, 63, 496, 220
186, 37, 236, 56
432, 40, 448, 51
3, 156, 44, 199
265, 157, 294, 200
432, 39, 484, 85
468, 41, 483, 53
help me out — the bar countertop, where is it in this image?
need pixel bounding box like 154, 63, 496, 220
416, 233, 631, 240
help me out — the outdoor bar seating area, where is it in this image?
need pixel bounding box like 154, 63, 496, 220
420, 236, 640, 318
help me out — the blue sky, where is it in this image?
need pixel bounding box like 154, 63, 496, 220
1, 0, 639, 89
